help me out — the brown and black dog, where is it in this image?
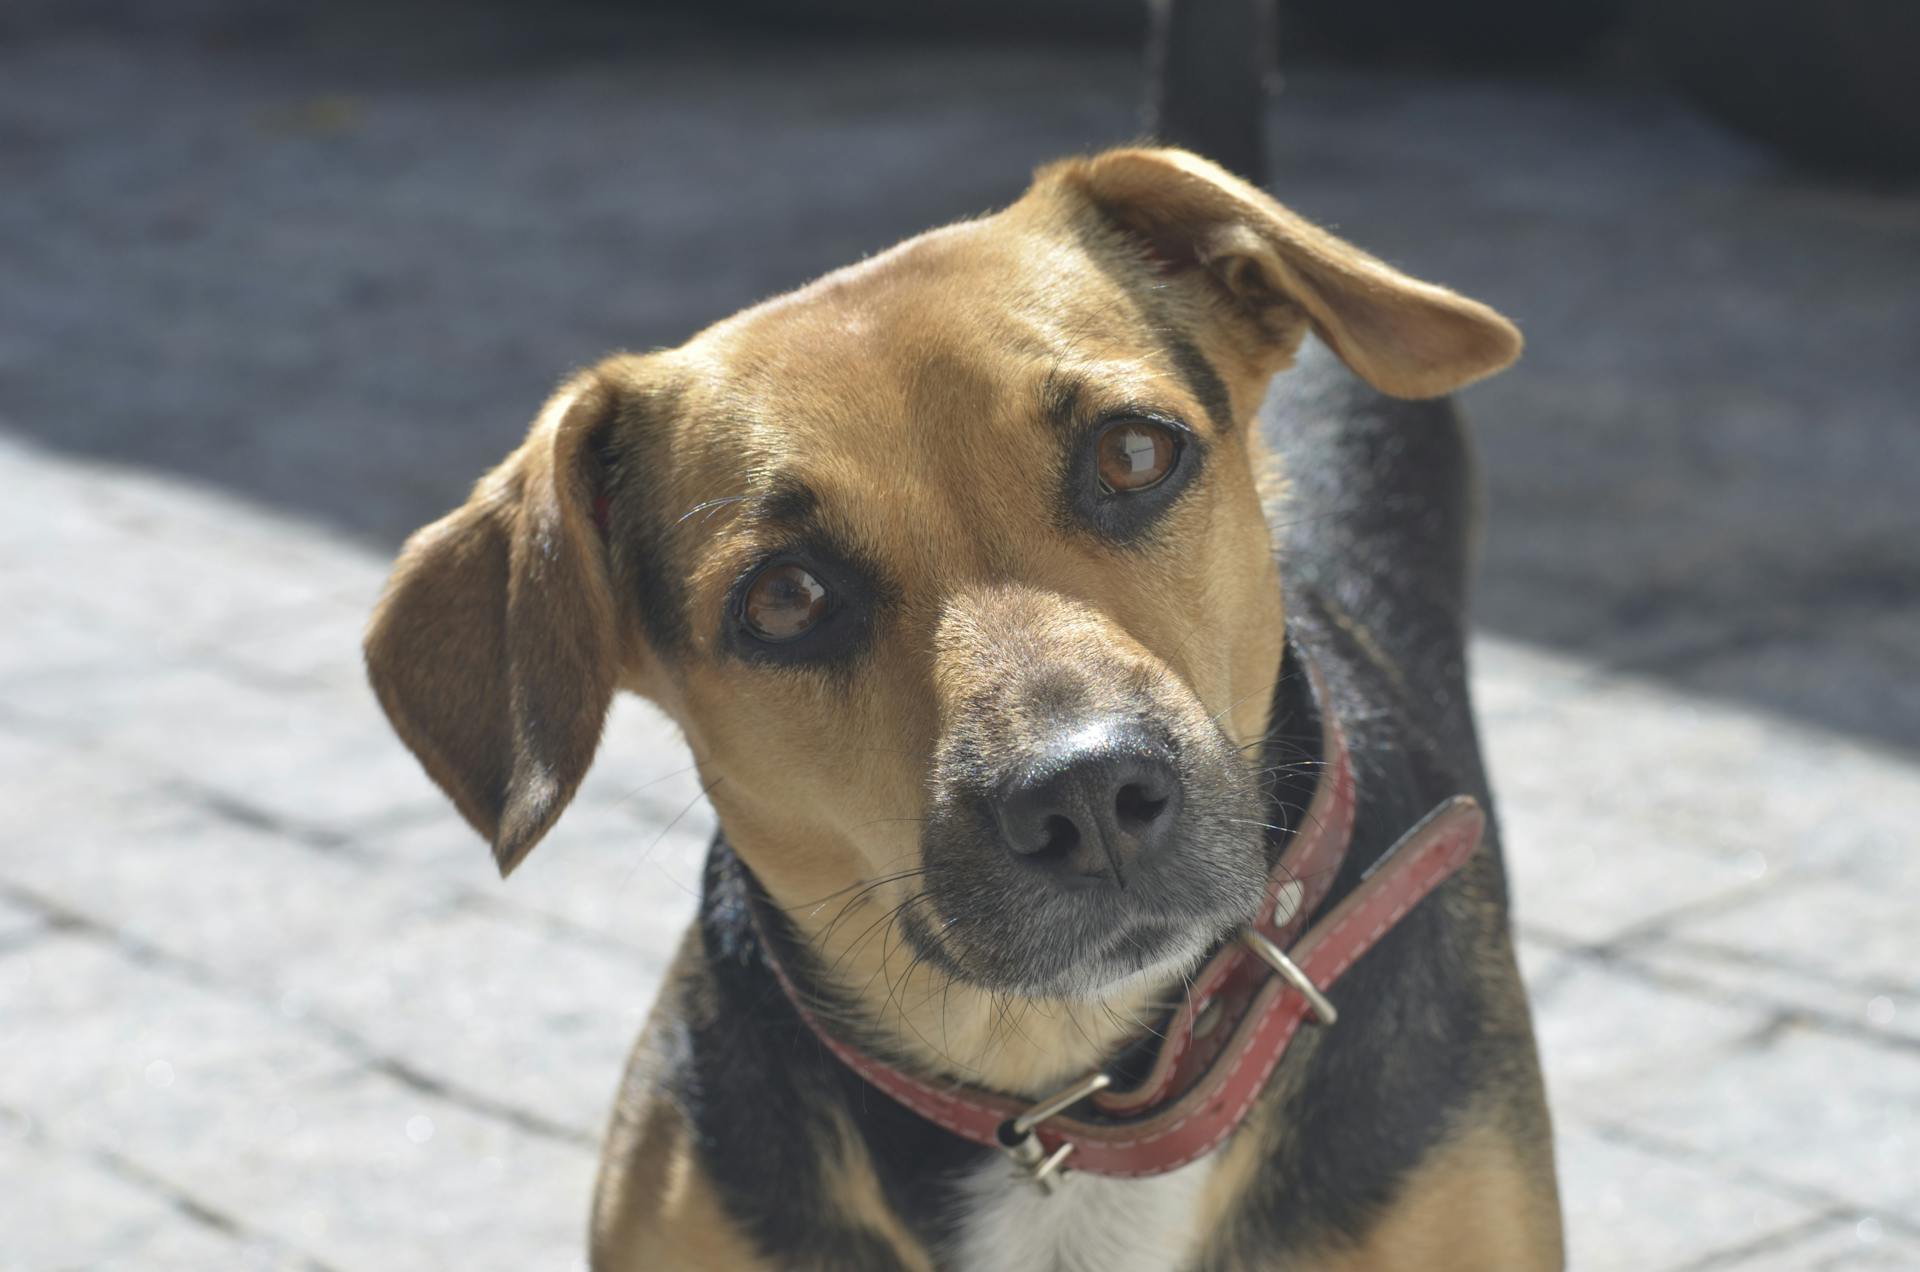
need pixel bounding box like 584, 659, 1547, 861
365, 128, 1561, 1272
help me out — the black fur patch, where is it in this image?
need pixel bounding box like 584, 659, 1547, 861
1040, 366, 1087, 438
1160, 327, 1235, 435
684, 844, 989, 1266
602, 383, 692, 657
1192, 344, 1519, 1267
1211, 594, 1487, 1262
754, 474, 820, 531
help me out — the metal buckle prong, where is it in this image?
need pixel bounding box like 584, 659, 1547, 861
1030, 1140, 1076, 1191
998, 1070, 1111, 1195
1010, 1070, 1111, 1136
1242, 930, 1339, 1026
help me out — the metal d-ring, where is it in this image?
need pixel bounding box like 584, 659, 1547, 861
1242, 930, 1340, 1026
996, 1070, 1112, 1195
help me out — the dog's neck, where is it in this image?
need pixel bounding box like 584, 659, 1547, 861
727, 639, 1324, 1098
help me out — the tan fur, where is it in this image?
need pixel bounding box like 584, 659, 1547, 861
1179, 1100, 1560, 1272
822, 1118, 939, 1272
364, 147, 1540, 1267
1180, 871, 1564, 1270
1307, 1119, 1563, 1272
1183, 1026, 1561, 1271
591, 1130, 772, 1272
591, 944, 774, 1272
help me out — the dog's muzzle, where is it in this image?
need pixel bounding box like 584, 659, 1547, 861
750, 651, 1489, 1189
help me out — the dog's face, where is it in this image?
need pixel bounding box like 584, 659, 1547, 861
621, 214, 1288, 998
366, 150, 1518, 1010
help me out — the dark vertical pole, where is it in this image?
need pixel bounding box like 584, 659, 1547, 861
1146, 0, 1276, 186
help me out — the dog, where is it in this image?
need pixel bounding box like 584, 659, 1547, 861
365, 101, 1562, 1272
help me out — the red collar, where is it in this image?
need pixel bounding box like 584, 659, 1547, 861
752, 657, 1485, 1187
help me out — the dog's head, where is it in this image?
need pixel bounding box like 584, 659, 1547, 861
366, 149, 1516, 1013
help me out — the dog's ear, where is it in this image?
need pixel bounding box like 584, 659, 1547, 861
364, 371, 625, 876
1056, 147, 1522, 399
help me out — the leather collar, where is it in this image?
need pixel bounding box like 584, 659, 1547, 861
749, 649, 1484, 1184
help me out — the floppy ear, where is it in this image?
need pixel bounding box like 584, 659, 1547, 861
1058, 147, 1522, 399
364, 372, 623, 876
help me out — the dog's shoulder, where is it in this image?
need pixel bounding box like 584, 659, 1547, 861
1222, 351, 1562, 1268
590, 925, 777, 1271
1260, 335, 1491, 798
592, 850, 983, 1271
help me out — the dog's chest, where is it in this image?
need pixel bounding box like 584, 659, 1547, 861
949, 1152, 1216, 1272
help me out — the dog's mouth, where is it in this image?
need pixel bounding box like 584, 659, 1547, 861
911, 714, 1271, 999
901, 839, 1264, 999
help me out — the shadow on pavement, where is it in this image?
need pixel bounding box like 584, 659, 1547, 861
5, 1, 1917, 751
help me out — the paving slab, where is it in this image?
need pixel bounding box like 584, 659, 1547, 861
1483, 686, 1777, 943
1525, 952, 1771, 1114
5, 817, 657, 1141
0, 932, 596, 1271
211, 1069, 596, 1272
1665, 875, 1919, 1002
1480, 658, 1920, 946
11, 385, 1916, 1269
0, 1134, 287, 1271
398, 804, 715, 955
0, 894, 51, 950
1550, 1121, 1823, 1272
1704, 1215, 1920, 1271
1590, 1022, 1920, 1217
1620, 939, 1920, 1050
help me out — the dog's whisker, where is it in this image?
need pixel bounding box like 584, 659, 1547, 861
606, 760, 706, 805
831, 891, 928, 983
807, 869, 930, 942
673, 493, 756, 526
786, 860, 925, 913
829, 895, 920, 983
615, 776, 724, 897
1211, 675, 1291, 728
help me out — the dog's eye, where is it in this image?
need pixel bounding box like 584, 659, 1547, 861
742, 562, 830, 642
1068, 414, 1199, 544
1096, 420, 1179, 493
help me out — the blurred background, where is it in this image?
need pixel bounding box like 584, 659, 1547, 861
2, 0, 1916, 1267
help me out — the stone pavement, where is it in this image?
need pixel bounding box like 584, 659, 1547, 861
4, 4, 1918, 1269
6, 431, 1917, 1271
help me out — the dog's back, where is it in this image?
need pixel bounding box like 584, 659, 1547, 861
1264, 341, 1488, 786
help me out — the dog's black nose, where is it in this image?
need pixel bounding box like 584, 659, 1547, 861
992, 725, 1183, 886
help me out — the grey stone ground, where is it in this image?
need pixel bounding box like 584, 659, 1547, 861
3, 4, 1917, 1269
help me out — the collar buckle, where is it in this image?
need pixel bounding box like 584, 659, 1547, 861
996, 1070, 1112, 1194
1242, 930, 1340, 1026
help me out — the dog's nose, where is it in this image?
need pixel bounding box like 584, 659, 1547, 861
992, 725, 1183, 887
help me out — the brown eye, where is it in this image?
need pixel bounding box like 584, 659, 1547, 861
742, 562, 830, 642
1096, 421, 1179, 493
